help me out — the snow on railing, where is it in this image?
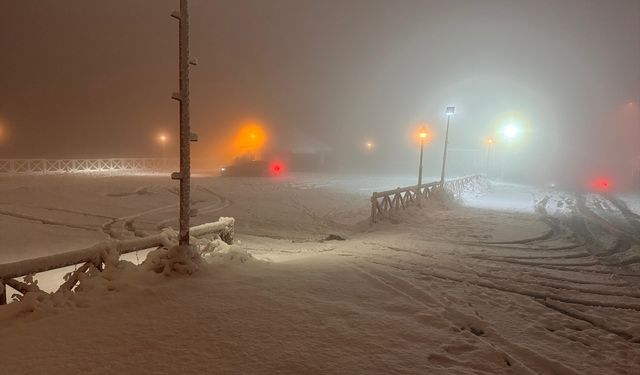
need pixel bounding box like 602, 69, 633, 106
0, 158, 170, 175
370, 182, 440, 223
370, 175, 483, 223
443, 174, 484, 197
0, 217, 234, 305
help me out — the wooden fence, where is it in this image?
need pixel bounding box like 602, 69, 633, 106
0, 158, 167, 175
370, 175, 482, 223
0, 218, 234, 305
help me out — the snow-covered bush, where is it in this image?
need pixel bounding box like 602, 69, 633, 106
143, 245, 202, 276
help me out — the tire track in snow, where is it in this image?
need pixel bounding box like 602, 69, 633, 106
472, 194, 640, 274
0, 210, 99, 232
355, 247, 640, 344
350, 259, 582, 375
602, 194, 640, 231
419, 269, 640, 343
541, 300, 637, 342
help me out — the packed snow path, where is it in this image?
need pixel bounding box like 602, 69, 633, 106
1, 174, 639, 374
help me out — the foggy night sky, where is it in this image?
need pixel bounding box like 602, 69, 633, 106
0, 0, 639, 185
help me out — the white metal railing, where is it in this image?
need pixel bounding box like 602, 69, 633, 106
0, 158, 168, 175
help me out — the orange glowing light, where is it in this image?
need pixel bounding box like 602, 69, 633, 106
233, 121, 268, 159
485, 137, 494, 145
417, 126, 431, 141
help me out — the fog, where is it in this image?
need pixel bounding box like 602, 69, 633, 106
1, 0, 638, 188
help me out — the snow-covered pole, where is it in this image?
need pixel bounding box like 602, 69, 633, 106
170, 0, 198, 246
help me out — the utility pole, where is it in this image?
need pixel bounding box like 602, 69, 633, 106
171, 0, 198, 246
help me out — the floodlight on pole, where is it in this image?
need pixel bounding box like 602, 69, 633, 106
366, 141, 373, 150
440, 106, 455, 184
503, 123, 519, 141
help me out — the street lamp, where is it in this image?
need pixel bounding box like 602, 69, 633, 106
440, 106, 455, 184
501, 123, 519, 180
485, 137, 494, 175
366, 141, 373, 150
159, 134, 168, 167
418, 126, 430, 186
250, 133, 256, 160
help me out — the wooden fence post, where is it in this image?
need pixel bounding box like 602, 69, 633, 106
370, 194, 377, 224
1, 279, 6, 305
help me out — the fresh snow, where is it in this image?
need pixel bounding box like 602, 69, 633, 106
1, 173, 639, 374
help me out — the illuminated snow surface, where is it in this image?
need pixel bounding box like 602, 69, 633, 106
1, 173, 639, 374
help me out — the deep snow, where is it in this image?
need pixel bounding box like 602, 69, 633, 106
1, 173, 639, 374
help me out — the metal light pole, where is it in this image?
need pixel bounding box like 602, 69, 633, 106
160, 135, 167, 168
440, 106, 455, 184
250, 133, 256, 161
171, 0, 198, 246
418, 127, 428, 186
500, 124, 518, 181
485, 137, 494, 176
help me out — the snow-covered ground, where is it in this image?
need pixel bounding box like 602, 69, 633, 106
1, 173, 639, 374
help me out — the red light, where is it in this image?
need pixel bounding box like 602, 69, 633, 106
270, 161, 284, 175
591, 177, 612, 191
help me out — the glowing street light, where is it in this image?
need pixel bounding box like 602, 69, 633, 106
417, 126, 430, 186
366, 141, 374, 150
440, 106, 455, 184
503, 123, 519, 141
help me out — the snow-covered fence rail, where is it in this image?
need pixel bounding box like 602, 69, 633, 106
0, 218, 234, 305
0, 158, 166, 175
443, 174, 483, 197
370, 182, 440, 223
370, 175, 482, 223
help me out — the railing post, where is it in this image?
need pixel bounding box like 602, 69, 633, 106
370, 194, 377, 224
0, 279, 6, 305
